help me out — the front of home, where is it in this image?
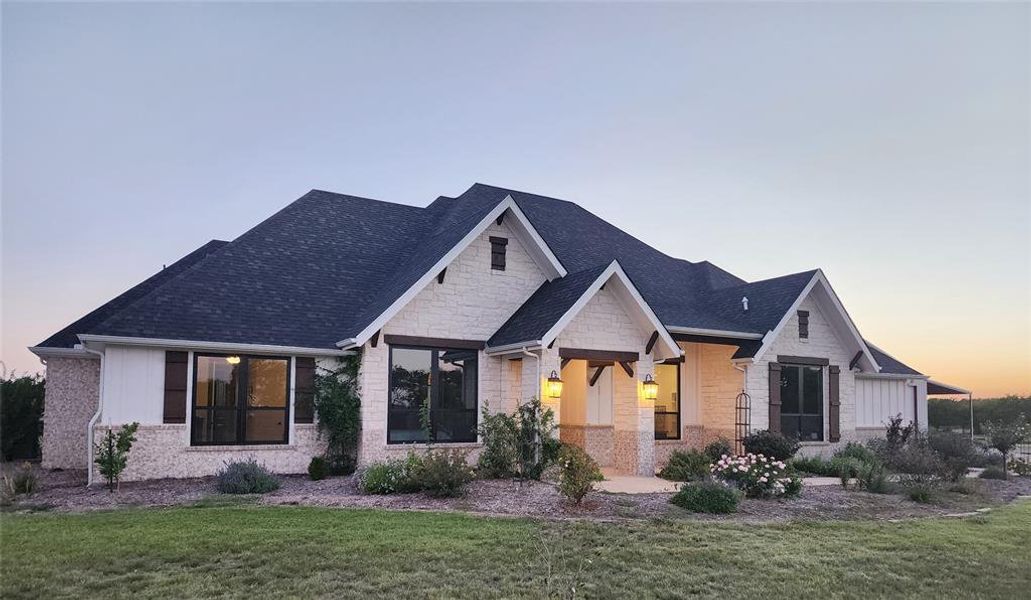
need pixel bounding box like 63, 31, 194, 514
32, 184, 947, 482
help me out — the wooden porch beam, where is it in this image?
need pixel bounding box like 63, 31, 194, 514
618, 361, 634, 378
589, 365, 608, 387
383, 335, 485, 350
645, 330, 660, 354
559, 348, 639, 362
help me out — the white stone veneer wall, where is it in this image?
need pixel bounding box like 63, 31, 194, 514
94, 423, 326, 482
41, 356, 100, 469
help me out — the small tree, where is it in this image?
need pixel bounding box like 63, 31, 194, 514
982, 414, 1029, 480
94, 422, 139, 492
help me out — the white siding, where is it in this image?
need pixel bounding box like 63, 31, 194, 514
856, 376, 927, 429
102, 345, 165, 425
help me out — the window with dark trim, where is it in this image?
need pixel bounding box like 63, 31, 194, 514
489, 236, 508, 271
388, 345, 478, 444
654, 362, 681, 440
779, 364, 823, 441
797, 310, 810, 339
191, 354, 290, 446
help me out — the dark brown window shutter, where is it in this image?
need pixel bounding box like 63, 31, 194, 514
797, 310, 809, 339
489, 236, 508, 271
294, 357, 316, 424
768, 362, 782, 433
163, 351, 188, 424
828, 365, 841, 442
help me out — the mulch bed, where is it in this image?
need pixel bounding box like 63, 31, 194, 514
8, 467, 1030, 523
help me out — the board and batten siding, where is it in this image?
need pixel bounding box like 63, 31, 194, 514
101, 345, 166, 425
855, 376, 928, 431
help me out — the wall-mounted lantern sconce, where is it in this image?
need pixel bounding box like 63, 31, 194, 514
643, 373, 659, 401
546, 370, 563, 398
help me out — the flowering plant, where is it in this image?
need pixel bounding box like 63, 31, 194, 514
711, 453, 798, 498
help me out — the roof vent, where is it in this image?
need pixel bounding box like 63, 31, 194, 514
741, 296, 749, 311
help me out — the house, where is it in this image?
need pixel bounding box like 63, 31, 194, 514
30, 183, 951, 481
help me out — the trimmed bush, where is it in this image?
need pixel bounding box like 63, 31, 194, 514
557, 445, 603, 505
359, 454, 424, 495
978, 466, 1007, 480
419, 450, 475, 498
216, 459, 281, 494
670, 480, 739, 514
782, 475, 803, 498
308, 456, 327, 481
658, 450, 711, 482
905, 483, 934, 504
703, 438, 733, 463
742, 430, 799, 461
789, 456, 837, 476
712, 453, 793, 498
833, 442, 878, 465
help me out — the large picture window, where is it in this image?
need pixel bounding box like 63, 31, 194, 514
654, 362, 681, 440
388, 346, 478, 444
780, 364, 823, 441
192, 354, 290, 446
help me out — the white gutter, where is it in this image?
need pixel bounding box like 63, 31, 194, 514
485, 340, 543, 355
666, 326, 764, 340
82, 344, 105, 488
77, 334, 353, 357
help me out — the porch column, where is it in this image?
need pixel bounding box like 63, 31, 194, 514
614, 354, 655, 476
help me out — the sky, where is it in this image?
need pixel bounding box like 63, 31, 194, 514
2, 2, 1029, 397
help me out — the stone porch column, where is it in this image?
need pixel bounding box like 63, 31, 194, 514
614, 354, 655, 476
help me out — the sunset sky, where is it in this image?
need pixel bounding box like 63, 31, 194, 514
3, 2, 1028, 397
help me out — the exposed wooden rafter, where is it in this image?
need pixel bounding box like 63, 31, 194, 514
437, 268, 446, 284
589, 364, 608, 387
618, 361, 634, 378
645, 330, 660, 354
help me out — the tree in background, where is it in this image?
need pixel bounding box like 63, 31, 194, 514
982, 415, 1029, 480
929, 396, 1031, 434
1, 373, 45, 461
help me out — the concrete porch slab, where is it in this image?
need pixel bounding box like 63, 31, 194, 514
596, 469, 680, 494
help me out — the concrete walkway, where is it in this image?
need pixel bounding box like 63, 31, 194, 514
595, 470, 842, 494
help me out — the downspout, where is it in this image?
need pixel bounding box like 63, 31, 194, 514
82, 345, 105, 488
969, 392, 974, 441
521, 347, 541, 400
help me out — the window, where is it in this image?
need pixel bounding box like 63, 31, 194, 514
797, 310, 810, 339
192, 354, 290, 445
780, 364, 823, 441
654, 362, 681, 440
388, 346, 478, 443
489, 236, 507, 271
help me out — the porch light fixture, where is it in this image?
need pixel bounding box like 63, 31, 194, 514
546, 370, 563, 398
642, 374, 659, 401
225, 356, 241, 365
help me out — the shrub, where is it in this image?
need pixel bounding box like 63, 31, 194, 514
557, 445, 602, 505
307, 456, 327, 481
670, 480, 739, 514
711, 453, 793, 498
7, 462, 39, 495
314, 357, 361, 475
476, 408, 520, 479
789, 456, 837, 476
516, 397, 559, 480
418, 449, 475, 498
703, 438, 733, 463
359, 453, 424, 494
884, 414, 916, 454
1009, 457, 1031, 477
216, 459, 281, 494
659, 450, 711, 482
836, 457, 865, 488
891, 439, 949, 486
833, 442, 878, 465
782, 475, 803, 498
742, 430, 799, 461
978, 466, 1007, 480
905, 483, 934, 504
856, 461, 891, 494
94, 422, 139, 492
928, 431, 977, 481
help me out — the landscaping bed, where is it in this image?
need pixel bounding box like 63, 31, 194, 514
7, 466, 1030, 523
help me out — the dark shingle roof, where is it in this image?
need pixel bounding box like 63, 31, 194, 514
866, 343, 924, 376
37, 183, 874, 358
488, 264, 609, 348
36, 240, 228, 348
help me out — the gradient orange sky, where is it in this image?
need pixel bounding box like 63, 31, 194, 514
3, 3, 1029, 397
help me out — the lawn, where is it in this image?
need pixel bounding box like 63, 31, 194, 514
2, 500, 1029, 599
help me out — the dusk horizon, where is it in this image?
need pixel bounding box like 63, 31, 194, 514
4, 2, 1029, 397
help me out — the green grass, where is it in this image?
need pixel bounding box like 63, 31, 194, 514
2, 502, 1029, 599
